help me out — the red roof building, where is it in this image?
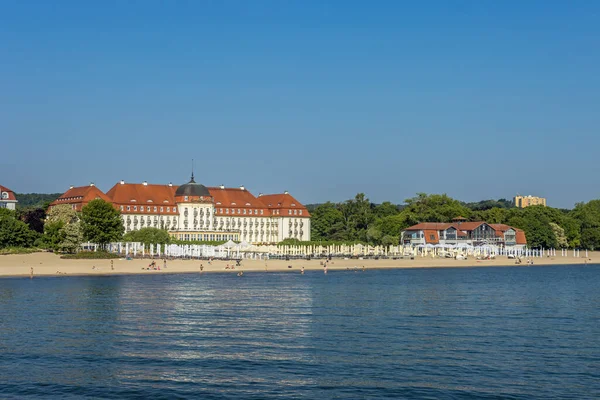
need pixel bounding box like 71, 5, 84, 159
51, 176, 311, 244
49, 183, 112, 212
402, 221, 527, 247
0, 185, 18, 210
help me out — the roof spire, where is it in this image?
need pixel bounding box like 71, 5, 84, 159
190, 159, 195, 183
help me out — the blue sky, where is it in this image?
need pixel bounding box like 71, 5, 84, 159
1, 1, 598, 208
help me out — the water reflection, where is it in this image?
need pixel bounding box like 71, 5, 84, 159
1, 267, 599, 399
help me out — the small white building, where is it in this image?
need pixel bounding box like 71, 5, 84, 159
0, 185, 18, 210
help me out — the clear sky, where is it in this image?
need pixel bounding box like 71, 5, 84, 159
1, 1, 598, 209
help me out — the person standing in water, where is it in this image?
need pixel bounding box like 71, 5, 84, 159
30, 267, 33, 279
301, 266, 305, 275
324, 265, 328, 274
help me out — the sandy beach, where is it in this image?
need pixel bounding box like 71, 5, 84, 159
0, 251, 596, 278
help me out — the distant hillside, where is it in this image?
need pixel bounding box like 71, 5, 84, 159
15, 193, 62, 209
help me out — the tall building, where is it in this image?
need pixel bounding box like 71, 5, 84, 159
49, 175, 311, 244
514, 195, 547, 208
0, 185, 18, 210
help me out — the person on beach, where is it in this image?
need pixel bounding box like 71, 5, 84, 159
30, 267, 33, 279
111, 260, 114, 271
200, 264, 204, 272
324, 265, 328, 274
301, 266, 305, 275
163, 259, 167, 269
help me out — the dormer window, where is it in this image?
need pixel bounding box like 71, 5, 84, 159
1, 192, 8, 199
134, 206, 138, 211
130, 199, 137, 202
147, 200, 153, 203
245, 202, 251, 206
231, 202, 236, 206
184, 196, 188, 201
216, 202, 221, 205
291, 203, 296, 207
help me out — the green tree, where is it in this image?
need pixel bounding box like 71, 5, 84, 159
123, 227, 171, 246
549, 222, 568, 248
373, 201, 400, 219
0, 209, 39, 248
310, 202, 345, 240
41, 204, 82, 252
58, 222, 84, 253
81, 199, 124, 249
402, 193, 471, 223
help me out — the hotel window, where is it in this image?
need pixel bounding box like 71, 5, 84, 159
140, 206, 144, 212
226, 209, 229, 214
238, 209, 240, 214
243, 209, 247, 215
173, 207, 177, 212
127, 206, 131, 211
134, 206, 138, 211
154, 206, 157, 212
160, 207, 163, 212
294, 210, 297, 215
260, 210, 264, 215
185, 196, 188, 201
299, 210, 303, 215
430, 234, 435, 241
288, 210, 292, 215
167, 207, 170, 212
120, 205, 124, 211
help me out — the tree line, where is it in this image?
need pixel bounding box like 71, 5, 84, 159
3, 193, 600, 252
1, 199, 124, 253
310, 193, 600, 249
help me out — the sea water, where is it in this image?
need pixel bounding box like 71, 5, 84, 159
1, 265, 599, 399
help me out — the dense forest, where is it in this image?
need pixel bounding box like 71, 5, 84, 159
15, 193, 61, 209
308, 193, 600, 250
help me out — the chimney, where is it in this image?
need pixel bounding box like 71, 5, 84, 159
220, 184, 225, 189
69, 185, 74, 190
168, 182, 173, 187
143, 181, 148, 186
258, 193, 263, 197
240, 185, 245, 191
284, 190, 289, 195
120, 180, 125, 185
90, 182, 95, 187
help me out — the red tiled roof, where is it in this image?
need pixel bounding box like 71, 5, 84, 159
0, 185, 17, 201
403, 222, 456, 231
453, 221, 485, 231
106, 183, 179, 215
423, 230, 439, 244
515, 229, 527, 245
208, 187, 265, 209
49, 185, 112, 211
258, 193, 311, 217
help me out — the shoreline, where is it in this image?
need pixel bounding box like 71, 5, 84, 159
0, 252, 596, 279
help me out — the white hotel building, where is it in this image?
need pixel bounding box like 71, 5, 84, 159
50, 174, 311, 244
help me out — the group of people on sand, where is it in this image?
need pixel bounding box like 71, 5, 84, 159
142, 260, 161, 271
514, 257, 534, 265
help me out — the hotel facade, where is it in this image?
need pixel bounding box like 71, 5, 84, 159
49, 175, 311, 244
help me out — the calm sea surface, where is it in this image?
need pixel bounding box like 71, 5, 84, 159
1, 265, 599, 399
